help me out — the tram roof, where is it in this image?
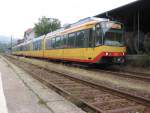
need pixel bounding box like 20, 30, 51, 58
46, 17, 109, 38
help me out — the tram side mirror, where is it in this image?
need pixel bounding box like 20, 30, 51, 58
95, 23, 101, 30
93, 26, 96, 31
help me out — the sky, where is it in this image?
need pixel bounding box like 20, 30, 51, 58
0, 0, 136, 39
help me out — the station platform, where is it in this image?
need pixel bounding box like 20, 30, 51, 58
0, 56, 85, 113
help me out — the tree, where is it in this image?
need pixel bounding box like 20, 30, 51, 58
34, 16, 61, 37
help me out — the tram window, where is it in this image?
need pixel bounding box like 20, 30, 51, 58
95, 26, 102, 46
35, 41, 38, 50
26, 44, 28, 51
55, 36, 61, 48
24, 44, 26, 51
18, 47, 20, 51
25, 45, 26, 51
88, 29, 93, 47
68, 33, 76, 48
46, 38, 52, 49
23, 45, 24, 51
20, 46, 23, 51
38, 40, 41, 50
33, 42, 35, 50
32, 43, 34, 50
59, 36, 63, 48
51, 38, 56, 48
25, 45, 27, 51
37, 41, 39, 50
39, 40, 42, 50
27, 44, 30, 51
27, 45, 28, 50
62, 35, 68, 48
24, 45, 26, 51
33, 40, 41, 50
34, 42, 36, 50
76, 31, 85, 48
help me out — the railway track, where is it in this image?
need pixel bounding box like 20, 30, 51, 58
91, 68, 150, 82
59, 62, 150, 82
56, 61, 150, 82
10, 55, 150, 82
5, 56, 150, 113
37, 57, 150, 82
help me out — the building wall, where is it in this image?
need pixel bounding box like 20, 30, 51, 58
24, 30, 35, 41
27, 31, 35, 41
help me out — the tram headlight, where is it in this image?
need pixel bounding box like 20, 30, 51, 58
105, 52, 109, 56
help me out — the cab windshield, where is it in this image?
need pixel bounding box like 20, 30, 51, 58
102, 21, 124, 46
95, 21, 124, 47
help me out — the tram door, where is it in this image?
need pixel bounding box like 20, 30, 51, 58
84, 29, 95, 61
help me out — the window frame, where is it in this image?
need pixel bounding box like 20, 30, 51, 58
68, 32, 76, 48
76, 30, 85, 48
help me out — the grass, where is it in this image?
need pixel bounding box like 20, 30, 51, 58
38, 99, 47, 105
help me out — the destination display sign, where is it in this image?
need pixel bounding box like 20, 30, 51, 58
111, 23, 122, 29
101, 22, 122, 29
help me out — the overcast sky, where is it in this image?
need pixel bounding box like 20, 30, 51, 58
0, 0, 136, 39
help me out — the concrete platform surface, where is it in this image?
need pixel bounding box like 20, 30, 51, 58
0, 55, 85, 113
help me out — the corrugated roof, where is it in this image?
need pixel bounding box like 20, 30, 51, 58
96, 0, 150, 32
